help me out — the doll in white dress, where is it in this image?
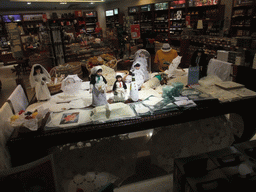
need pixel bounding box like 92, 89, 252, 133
113, 75, 127, 102
29, 64, 51, 101
90, 66, 108, 107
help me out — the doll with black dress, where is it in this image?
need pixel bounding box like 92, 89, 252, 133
190, 49, 208, 78
89, 66, 108, 107
113, 75, 127, 102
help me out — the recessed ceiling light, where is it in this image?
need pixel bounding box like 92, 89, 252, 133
27, 2, 31, 4
90, 2, 94, 4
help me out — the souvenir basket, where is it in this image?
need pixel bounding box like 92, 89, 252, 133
55, 61, 83, 79
85, 54, 117, 73
47, 67, 63, 94
47, 82, 62, 95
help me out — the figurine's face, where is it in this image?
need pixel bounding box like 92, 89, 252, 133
117, 77, 122, 82
36, 68, 41, 74
135, 66, 140, 70
197, 52, 202, 56
97, 71, 102, 76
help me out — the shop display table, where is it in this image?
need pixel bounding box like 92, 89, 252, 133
7, 90, 256, 167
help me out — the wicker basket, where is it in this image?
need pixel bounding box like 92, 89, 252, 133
85, 54, 117, 73
55, 62, 83, 79
47, 82, 62, 94
47, 67, 63, 94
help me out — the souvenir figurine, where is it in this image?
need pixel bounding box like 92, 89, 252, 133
130, 73, 139, 102
190, 49, 207, 78
113, 75, 127, 102
90, 66, 108, 107
29, 64, 51, 101
130, 62, 145, 89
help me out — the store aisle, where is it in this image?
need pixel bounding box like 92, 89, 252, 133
0, 62, 33, 108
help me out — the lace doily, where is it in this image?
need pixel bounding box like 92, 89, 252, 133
148, 116, 234, 173
65, 172, 118, 192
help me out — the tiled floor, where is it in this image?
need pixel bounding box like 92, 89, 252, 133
0, 62, 33, 107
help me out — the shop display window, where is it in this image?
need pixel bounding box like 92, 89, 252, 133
189, 0, 219, 7
129, 7, 139, 13
141, 4, 151, 12
23, 14, 43, 21
114, 8, 119, 15
234, 0, 254, 6
2, 15, 22, 23
170, 0, 186, 9
85, 12, 97, 18
154, 2, 169, 11
106, 10, 114, 17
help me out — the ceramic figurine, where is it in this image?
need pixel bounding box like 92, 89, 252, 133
190, 49, 208, 78
130, 73, 139, 102
29, 64, 51, 101
90, 66, 108, 107
113, 75, 127, 102
131, 63, 145, 90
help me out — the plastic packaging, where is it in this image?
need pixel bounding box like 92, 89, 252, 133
172, 82, 184, 96
129, 102, 152, 116
162, 82, 184, 99
142, 96, 178, 114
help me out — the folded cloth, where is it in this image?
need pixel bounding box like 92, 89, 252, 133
0, 102, 13, 169
7, 85, 29, 114
207, 59, 232, 81
0, 102, 14, 145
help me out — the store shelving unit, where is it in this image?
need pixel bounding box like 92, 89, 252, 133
230, 0, 256, 37
139, 4, 154, 34
106, 8, 121, 28
127, 0, 223, 41
84, 11, 98, 33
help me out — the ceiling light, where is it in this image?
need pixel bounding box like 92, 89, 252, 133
27, 2, 31, 4
60, 2, 67, 4
90, 2, 94, 4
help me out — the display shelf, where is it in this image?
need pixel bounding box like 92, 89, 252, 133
188, 0, 220, 7
106, 8, 121, 28
169, 8, 186, 36
230, 0, 256, 37
127, 2, 225, 44
84, 11, 98, 33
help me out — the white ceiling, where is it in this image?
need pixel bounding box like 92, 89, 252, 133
0, 0, 119, 12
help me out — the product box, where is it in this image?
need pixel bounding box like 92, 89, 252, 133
228, 51, 239, 64
208, 144, 256, 191
217, 50, 229, 62
75, 10, 83, 17
174, 144, 256, 192
234, 140, 256, 160
174, 153, 222, 192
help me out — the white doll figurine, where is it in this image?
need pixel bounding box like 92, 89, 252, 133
113, 75, 127, 102
90, 66, 108, 107
131, 63, 145, 89
29, 64, 51, 101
